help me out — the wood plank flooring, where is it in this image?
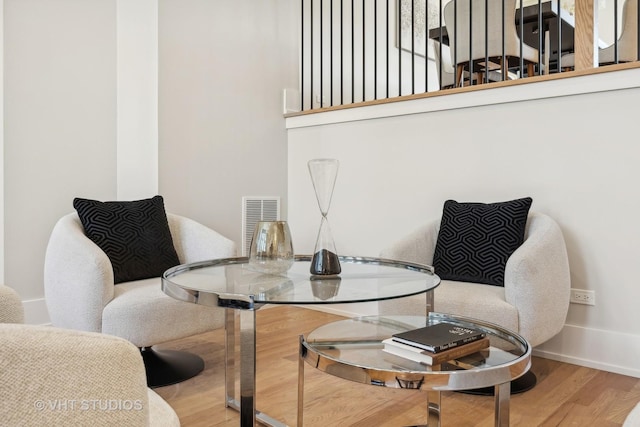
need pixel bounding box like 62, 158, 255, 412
153, 305, 640, 426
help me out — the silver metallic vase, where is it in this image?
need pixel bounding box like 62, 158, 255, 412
248, 221, 295, 274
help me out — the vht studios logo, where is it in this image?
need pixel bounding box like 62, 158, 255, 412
34, 399, 144, 412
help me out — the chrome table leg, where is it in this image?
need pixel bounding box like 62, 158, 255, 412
494, 381, 511, 426
239, 308, 257, 426
425, 289, 434, 316
225, 308, 237, 409
297, 336, 305, 427
224, 306, 288, 427
426, 387, 441, 426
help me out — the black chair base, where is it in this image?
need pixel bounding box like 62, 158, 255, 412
140, 346, 204, 388
457, 370, 537, 396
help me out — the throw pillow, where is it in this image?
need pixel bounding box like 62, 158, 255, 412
432, 197, 533, 287
73, 195, 180, 284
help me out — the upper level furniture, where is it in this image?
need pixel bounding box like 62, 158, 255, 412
299, 0, 634, 111
429, 0, 576, 74
443, 0, 541, 83
562, 0, 638, 68
433, 41, 519, 88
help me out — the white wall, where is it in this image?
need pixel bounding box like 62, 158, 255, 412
1, 0, 296, 324
3, 0, 118, 322
117, 0, 159, 200
158, 0, 297, 245
2, 0, 160, 323
0, 0, 4, 284
286, 69, 640, 378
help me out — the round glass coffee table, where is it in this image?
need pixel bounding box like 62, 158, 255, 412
162, 255, 440, 427
298, 312, 532, 427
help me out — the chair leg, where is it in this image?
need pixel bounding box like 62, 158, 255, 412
455, 65, 464, 88
140, 346, 205, 388
500, 58, 508, 80
527, 63, 535, 77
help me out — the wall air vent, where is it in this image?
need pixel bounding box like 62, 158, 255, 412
241, 196, 281, 256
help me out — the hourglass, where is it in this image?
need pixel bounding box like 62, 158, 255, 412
308, 158, 341, 277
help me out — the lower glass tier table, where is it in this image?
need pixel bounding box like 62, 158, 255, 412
162, 255, 440, 427
299, 313, 532, 426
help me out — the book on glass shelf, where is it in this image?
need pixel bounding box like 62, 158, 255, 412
391, 322, 486, 353
382, 336, 490, 366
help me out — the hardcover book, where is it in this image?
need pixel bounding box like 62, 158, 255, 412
382, 336, 490, 366
391, 322, 486, 353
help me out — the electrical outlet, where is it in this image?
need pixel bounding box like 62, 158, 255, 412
570, 288, 595, 306
314, 94, 327, 105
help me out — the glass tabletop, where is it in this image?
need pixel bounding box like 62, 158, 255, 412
162, 255, 440, 309
300, 312, 531, 390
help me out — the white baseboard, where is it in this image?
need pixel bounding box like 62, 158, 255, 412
22, 297, 50, 325
533, 323, 640, 379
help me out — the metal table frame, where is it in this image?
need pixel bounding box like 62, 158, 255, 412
162, 255, 440, 427
298, 313, 532, 426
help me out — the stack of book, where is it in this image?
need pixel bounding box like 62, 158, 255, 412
383, 322, 489, 366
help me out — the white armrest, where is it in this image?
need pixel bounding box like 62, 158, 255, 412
0, 324, 152, 425
167, 214, 237, 263
0, 285, 24, 324
379, 219, 440, 267
44, 213, 114, 332
504, 212, 571, 346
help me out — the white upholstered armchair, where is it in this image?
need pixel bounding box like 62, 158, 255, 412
379, 212, 571, 389
0, 284, 180, 426
44, 212, 237, 387
0, 284, 24, 324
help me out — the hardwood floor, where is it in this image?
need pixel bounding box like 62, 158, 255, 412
153, 305, 640, 426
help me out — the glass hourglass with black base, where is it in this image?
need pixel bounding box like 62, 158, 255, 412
308, 158, 341, 277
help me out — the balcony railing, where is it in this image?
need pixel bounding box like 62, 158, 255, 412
299, 0, 639, 111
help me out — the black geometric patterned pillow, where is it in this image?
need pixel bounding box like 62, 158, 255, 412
432, 197, 532, 287
73, 195, 180, 284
